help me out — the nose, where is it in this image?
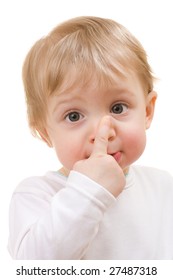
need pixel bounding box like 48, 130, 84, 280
89, 116, 116, 144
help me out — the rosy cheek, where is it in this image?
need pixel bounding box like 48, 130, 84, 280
124, 127, 146, 149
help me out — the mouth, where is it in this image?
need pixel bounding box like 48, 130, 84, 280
85, 151, 122, 162
111, 151, 122, 162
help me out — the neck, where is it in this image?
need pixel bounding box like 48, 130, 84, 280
59, 166, 130, 177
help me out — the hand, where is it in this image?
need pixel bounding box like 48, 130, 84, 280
73, 116, 126, 197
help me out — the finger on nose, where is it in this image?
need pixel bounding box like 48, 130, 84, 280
91, 116, 113, 155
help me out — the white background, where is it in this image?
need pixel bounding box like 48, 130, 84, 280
0, 0, 173, 272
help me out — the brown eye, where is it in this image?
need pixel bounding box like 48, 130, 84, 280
111, 104, 128, 114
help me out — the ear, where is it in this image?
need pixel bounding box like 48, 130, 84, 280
145, 91, 157, 129
37, 128, 53, 147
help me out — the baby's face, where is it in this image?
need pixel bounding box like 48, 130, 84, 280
45, 73, 156, 175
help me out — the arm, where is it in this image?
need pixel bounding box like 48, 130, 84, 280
8, 171, 114, 259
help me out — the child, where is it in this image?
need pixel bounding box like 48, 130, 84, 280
8, 16, 173, 259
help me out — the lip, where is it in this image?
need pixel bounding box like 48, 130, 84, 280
111, 151, 122, 162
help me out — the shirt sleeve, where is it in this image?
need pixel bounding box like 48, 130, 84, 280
8, 171, 115, 259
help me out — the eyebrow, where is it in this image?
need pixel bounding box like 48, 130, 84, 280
104, 88, 137, 100
52, 87, 136, 113
52, 94, 83, 113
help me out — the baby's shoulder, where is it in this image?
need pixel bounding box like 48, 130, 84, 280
131, 165, 173, 190
132, 165, 172, 176
13, 171, 66, 196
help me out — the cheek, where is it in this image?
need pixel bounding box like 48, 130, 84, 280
124, 126, 146, 160
53, 133, 85, 170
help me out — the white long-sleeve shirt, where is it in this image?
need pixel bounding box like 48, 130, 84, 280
8, 165, 173, 259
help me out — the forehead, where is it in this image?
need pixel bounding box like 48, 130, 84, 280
49, 69, 145, 109
51, 63, 144, 98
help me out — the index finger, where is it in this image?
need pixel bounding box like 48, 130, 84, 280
91, 116, 111, 156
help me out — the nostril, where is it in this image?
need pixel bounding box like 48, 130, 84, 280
108, 129, 116, 141
109, 135, 115, 141
89, 136, 95, 144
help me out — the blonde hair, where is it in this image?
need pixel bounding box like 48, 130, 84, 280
22, 16, 155, 137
